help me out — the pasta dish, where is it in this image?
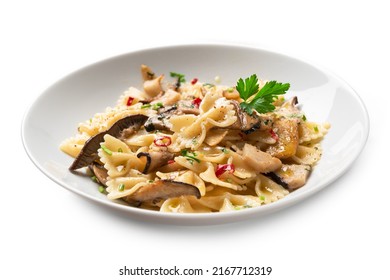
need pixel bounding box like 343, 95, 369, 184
60, 65, 330, 213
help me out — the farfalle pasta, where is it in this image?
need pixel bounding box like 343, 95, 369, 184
60, 65, 330, 213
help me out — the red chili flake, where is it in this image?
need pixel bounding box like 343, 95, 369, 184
269, 129, 279, 141
167, 160, 175, 164
191, 78, 198, 85
153, 136, 172, 147
126, 97, 135, 106
215, 164, 235, 178
192, 97, 202, 108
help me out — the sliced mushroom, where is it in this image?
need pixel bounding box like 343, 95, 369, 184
282, 96, 299, 109
143, 75, 164, 97
137, 150, 175, 174
176, 100, 200, 115
141, 64, 155, 81
69, 114, 148, 170
158, 161, 183, 173
144, 101, 200, 132
126, 179, 201, 204
265, 164, 311, 190
242, 143, 282, 173
289, 96, 298, 106
258, 115, 274, 131
274, 96, 302, 119
89, 164, 109, 186
266, 118, 299, 159
118, 126, 137, 140
228, 100, 260, 132
144, 108, 175, 132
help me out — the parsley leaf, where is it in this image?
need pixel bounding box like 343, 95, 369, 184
236, 74, 259, 101
239, 102, 254, 115
236, 74, 290, 114
170, 72, 186, 83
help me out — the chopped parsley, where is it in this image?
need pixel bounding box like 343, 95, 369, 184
141, 104, 151, 109
170, 72, 186, 83
181, 149, 200, 164
234, 204, 253, 210
141, 103, 164, 110
314, 126, 319, 132
100, 144, 112, 155
152, 102, 164, 110
236, 74, 290, 115
118, 183, 125, 191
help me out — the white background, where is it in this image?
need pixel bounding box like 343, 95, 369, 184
1, 0, 388, 279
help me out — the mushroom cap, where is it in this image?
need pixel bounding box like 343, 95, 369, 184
130, 180, 201, 204
89, 164, 109, 186
228, 100, 260, 132
137, 150, 174, 174
69, 114, 148, 170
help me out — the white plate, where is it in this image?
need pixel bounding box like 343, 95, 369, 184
22, 44, 369, 225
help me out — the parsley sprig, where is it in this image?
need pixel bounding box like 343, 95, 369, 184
236, 74, 290, 115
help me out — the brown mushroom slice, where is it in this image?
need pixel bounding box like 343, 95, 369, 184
129, 180, 201, 204
118, 126, 138, 141
137, 150, 175, 174
289, 96, 298, 106
283, 96, 299, 110
144, 100, 201, 132
266, 164, 311, 190
158, 161, 183, 173
275, 96, 301, 118
258, 115, 274, 131
242, 143, 282, 173
89, 164, 109, 186
69, 114, 148, 170
179, 107, 200, 115
229, 100, 260, 132
176, 100, 200, 115
266, 118, 299, 159
144, 114, 173, 132
144, 105, 177, 132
